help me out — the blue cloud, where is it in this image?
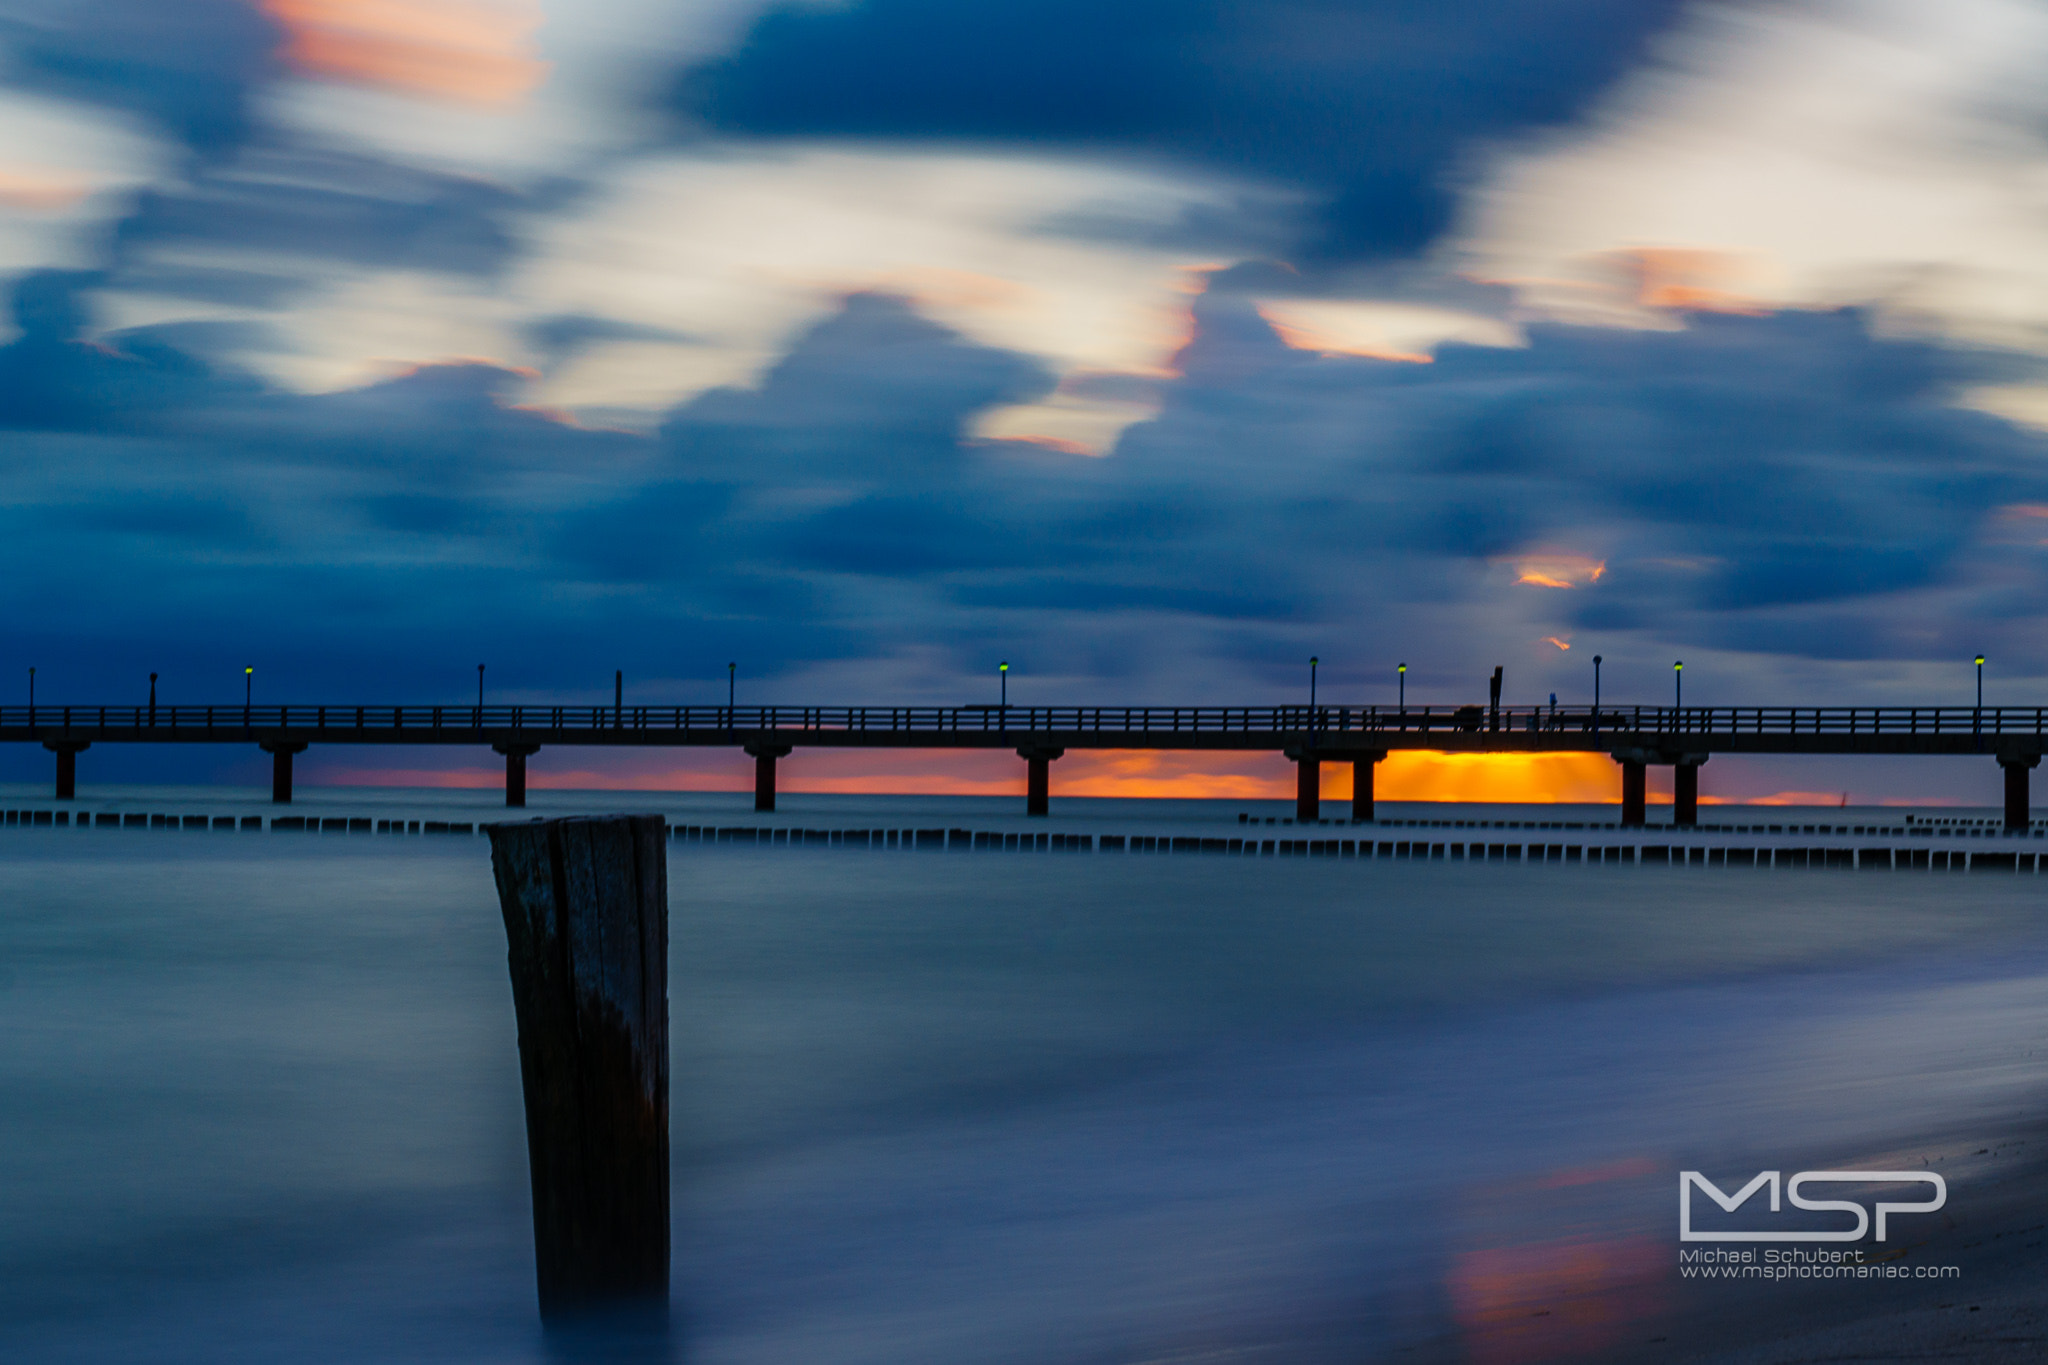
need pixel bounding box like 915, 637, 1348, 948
0, 0, 278, 159
110, 146, 538, 282
676, 0, 1692, 260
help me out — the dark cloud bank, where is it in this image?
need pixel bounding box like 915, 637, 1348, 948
4, 271, 2046, 742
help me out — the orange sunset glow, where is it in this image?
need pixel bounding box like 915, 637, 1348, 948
1375, 751, 1626, 804
323, 748, 1665, 804
262, 0, 547, 104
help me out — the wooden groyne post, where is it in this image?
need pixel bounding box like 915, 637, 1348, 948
486, 814, 669, 1321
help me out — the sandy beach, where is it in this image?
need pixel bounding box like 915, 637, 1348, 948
1637, 1126, 2044, 1364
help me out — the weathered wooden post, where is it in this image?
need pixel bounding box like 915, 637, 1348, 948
486, 814, 669, 1322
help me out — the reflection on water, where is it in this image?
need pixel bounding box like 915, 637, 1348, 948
0, 800, 2044, 1362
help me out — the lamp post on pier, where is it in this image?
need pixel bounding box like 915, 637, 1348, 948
1592, 655, 1603, 736
999, 661, 1008, 709
149, 672, 157, 724
1674, 660, 1683, 710
1309, 656, 1319, 710
1397, 662, 1406, 714
477, 664, 485, 712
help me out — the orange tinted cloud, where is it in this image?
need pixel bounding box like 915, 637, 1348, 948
0, 167, 89, 211
1510, 553, 1605, 589
994, 433, 1096, 456
1261, 311, 1431, 363
1613, 247, 1769, 316
262, 0, 547, 104
1989, 503, 2048, 546
1744, 789, 1849, 806
1541, 636, 1571, 651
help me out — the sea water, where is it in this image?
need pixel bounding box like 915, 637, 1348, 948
1, 792, 2045, 1363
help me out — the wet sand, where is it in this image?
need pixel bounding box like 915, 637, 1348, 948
1659, 1126, 2045, 1364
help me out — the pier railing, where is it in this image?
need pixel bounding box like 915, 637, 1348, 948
1, 703, 2040, 737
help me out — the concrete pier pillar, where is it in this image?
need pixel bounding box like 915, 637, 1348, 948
1619, 758, 1647, 827
495, 743, 541, 807
44, 740, 87, 800
1673, 758, 1706, 827
744, 743, 793, 813
1017, 746, 1064, 817
1295, 754, 1321, 823
2000, 755, 2039, 831
1352, 751, 1387, 823
259, 741, 307, 804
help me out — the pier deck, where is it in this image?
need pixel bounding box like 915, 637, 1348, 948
5, 703, 2045, 825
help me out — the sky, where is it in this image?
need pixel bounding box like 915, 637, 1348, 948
4, 0, 2048, 803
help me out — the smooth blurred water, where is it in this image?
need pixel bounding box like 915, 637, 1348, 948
2, 795, 2045, 1363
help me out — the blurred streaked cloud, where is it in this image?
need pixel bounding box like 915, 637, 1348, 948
5, 0, 2048, 802
263, 0, 548, 104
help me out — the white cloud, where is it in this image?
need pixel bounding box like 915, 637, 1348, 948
1459, 0, 2048, 351
0, 88, 168, 294
514, 147, 1291, 412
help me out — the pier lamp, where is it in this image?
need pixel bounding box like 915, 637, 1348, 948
1674, 660, 1683, 710
1976, 655, 1985, 710
1398, 662, 1406, 713
1310, 656, 1319, 709
1000, 660, 1009, 708
244, 666, 252, 709
728, 662, 735, 715
477, 664, 485, 711
1592, 655, 1602, 714
27, 665, 34, 711
149, 672, 157, 722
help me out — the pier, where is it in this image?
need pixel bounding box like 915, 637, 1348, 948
5, 702, 2046, 826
